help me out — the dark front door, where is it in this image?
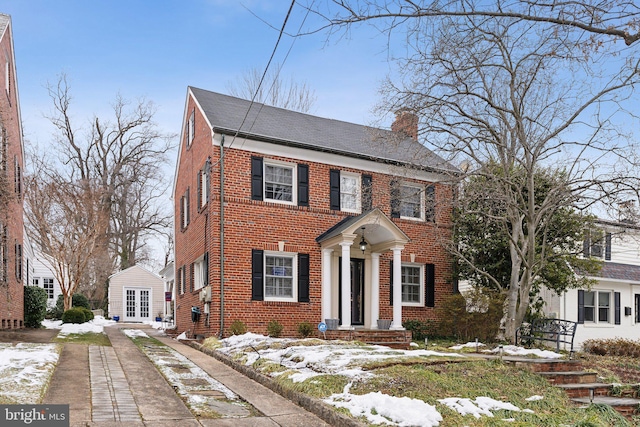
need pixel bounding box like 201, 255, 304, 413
339, 258, 365, 325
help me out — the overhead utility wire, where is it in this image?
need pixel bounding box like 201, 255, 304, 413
224, 0, 297, 152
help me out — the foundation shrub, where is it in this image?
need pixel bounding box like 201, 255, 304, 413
24, 286, 48, 328
297, 321, 314, 338
402, 319, 438, 341
267, 319, 284, 338
230, 320, 247, 335
80, 307, 94, 322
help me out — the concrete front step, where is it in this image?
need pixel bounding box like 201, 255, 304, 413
506, 358, 583, 373
573, 396, 640, 418
319, 329, 413, 349
557, 382, 613, 398
539, 370, 598, 385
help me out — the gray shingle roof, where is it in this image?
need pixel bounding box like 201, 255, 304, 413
190, 87, 457, 174
596, 262, 640, 282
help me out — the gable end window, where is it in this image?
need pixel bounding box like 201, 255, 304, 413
251, 157, 307, 206
252, 249, 309, 303
180, 188, 190, 230
197, 160, 210, 210
186, 109, 195, 147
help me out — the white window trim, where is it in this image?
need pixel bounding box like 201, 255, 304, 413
194, 255, 206, 291
187, 110, 195, 146
400, 182, 425, 221
263, 159, 297, 206
340, 172, 361, 213
181, 192, 189, 229
264, 251, 298, 302
199, 168, 208, 209
584, 289, 613, 324
401, 263, 424, 307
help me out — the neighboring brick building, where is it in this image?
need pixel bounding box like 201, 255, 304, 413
0, 14, 24, 329
173, 87, 458, 338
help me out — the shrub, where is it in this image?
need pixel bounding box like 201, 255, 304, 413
230, 320, 247, 335
297, 321, 314, 338
49, 293, 92, 319
437, 288, 505, 342
266, 320, 284, 338
402, 319, 438, 342
24, 286, 48, 328
583, 338, 640, 358
61, 307, 87, 324
80, 307, 94, 322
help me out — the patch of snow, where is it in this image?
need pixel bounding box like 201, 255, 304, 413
43, 316, 116, 336
483, 345, 563, 359
438, 396, 524, 419
176, 331, 188, 340
526, 395, 544, 401
325, 383, 443, 427
449, 342, 486, 350
123, 329, 149, 338
0, 343, 60, 403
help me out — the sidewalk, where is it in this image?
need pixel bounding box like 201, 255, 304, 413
44, 324, 330, 427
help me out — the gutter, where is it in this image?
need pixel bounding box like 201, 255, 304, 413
219, 135, 225, 338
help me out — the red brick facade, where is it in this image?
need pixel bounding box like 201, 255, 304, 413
173, 90, 454, 338
0, 15, 24, 329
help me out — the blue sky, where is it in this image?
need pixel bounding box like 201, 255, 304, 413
3, 0, 397, 148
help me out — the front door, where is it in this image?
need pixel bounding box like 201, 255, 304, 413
339, 258, 365, 325
123, 288, 151, 322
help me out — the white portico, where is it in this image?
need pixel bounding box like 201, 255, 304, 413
316, 209, 410, 330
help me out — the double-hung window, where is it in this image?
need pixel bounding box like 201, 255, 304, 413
400, 183, 423, 220
264, 253, 297, 301
401, 264, 423, 306
264, 162, 295, 203
340, 173, 360, 212
584, 291, 611, 323
193, 254, 208, 291
197, 161, 210, 210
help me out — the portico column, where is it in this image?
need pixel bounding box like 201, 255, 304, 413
369, 252, 380, 329
321, 248, 333, 322
390, 247, 404, 330
339, 242, 353, 329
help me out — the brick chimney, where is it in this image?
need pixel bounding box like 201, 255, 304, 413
391, 109, 418, 141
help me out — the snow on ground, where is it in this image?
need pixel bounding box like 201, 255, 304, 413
449, 341, 486, 350
219, 333, 465, 383
43, 315, 116, 335
483, 345, 563, 359
0, 343, 61, 403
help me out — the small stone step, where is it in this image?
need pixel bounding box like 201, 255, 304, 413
507, 358, 583, 373
573, 396, 640, 419
557, 382, 612, 398
539, 371, 598, 385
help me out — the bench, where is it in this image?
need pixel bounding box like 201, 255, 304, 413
516, 318, 578, 353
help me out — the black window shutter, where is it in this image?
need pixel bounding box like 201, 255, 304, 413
298, 164, 309, 207
251, 157, 263, 201
186, 188, 190, 226
605, 232, 612, 261
362, 174, 372, 211
298, 254, 310, 302
425, 263, 435, 307
180, 195, 185, 230
615, 292, 621, 325
390, 180, 400, 218
583, 232, 590, 258
577, 290, 585, 324
389, 260, 394, 305
204, 252, 209, 287
425, 185, 435, 222
251, 249, 264, 301
189, 262, 195, 292
330, 169, 340, 210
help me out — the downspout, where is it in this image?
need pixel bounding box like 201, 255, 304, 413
219, 135, 225, 338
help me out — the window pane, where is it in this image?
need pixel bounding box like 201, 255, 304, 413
584, 307, 595, 322
401, 266, 421, 303
584, 291, 595, 306
265, 255, 293, 298
400, 185, 422, 218
340, 176, 358, 210
265, 165, 293, 202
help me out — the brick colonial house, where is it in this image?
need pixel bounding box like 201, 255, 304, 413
173, 87, 458, 339
0, 14, 24, 329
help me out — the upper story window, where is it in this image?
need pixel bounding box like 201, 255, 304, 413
251, 157, 308, 207
186, 109, 195, 147
5, 60, 11, 102
0, 128, 6, 171
180, 188, 190, 230
264, 162, 294, 203
14, 156, 21, 198
197, 161, 210, 210
583, 229, 611, 260
340, 172, 361, 213
391, 182, 435, 221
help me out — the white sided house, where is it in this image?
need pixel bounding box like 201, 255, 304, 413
31, 249, 62, 309
544, 219, 640, 349
108, 265, 164, 322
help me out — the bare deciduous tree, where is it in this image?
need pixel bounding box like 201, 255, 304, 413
308, 2, 640, 340
27, 75, 175, 304
226, 63, 317, 113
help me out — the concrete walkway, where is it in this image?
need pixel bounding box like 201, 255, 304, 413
44, 324, 329, 427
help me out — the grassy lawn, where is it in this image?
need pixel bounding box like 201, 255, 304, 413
53, 332, 111, 346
